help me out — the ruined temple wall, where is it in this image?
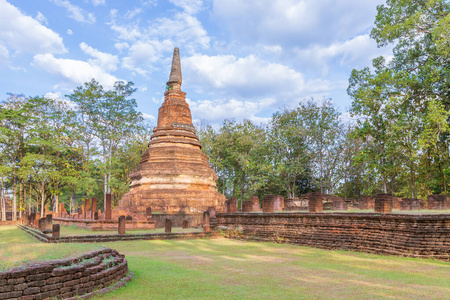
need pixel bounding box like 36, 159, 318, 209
0, 248, 129, 300
216, 212, 450, 260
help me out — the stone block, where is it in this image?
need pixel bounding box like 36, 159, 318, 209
38, 217, 46, 232
308, 192, 323, 213
203, 211, 210, 232
427, 194, 449, 210
52, 224, 60, 239
146, 207, 152, 220
105, 194, 112, 220
118, 216, 126, 234
164, 218, 172, 233
242, 200, 253, 212
45, 214, 52, 231
262, 195, 275, 213
250, 196, 261, 211
359, 196, 375, 210
274, 195, 284, 211
375, 193, 392, 213
226, 197, 238, 213
182, 220, 188, 229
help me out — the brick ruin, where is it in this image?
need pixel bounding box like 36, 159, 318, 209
427, 194, 450, 210
401, 198, 425, 210
217, 212, 450, 260
117, 47, 226, 220
0, 248, 131, 299
359, 196, 375, 210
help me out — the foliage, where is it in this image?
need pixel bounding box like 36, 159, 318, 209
348, 0, 450, 198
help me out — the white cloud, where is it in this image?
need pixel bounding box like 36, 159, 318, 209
67, 29, 73, 35
169, 0, 203, 15
114, 42, 129, 51
212, 0, 384, 46
122, 40, 174, 76
0, 43, 9, 68
33, 54, 120, 89
0, 1, 66, 54
188, 97, 275, 124
142, 113, 156, 122
50, 0, 96, 24
124, 8, 142, 19
109, 5, 210, 75
91, 0, 105, 6
79, 42, 119, 72
184, 54, 305, 98
296, 34, 393, 76
35, 12, 48, 25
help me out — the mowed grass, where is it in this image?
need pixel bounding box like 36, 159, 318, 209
0, 226, 102, 271
3, 225, 449, 299
59, 225, 203, 236
92, 239, 450, 299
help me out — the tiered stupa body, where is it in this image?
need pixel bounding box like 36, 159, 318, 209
118, 48, 226, 214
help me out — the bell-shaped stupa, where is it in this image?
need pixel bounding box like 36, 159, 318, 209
118, 48, 226, 214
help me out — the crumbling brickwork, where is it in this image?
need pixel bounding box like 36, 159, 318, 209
217, 212, 450, 260
0, 248, 130, 300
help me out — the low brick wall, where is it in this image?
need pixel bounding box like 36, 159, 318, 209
151, 213, 203, 228
0, 248, 131, 300
19, 224, 218, 243
216, 212, 450, 260
53, 218, 155, 231
0, 221, 18, 226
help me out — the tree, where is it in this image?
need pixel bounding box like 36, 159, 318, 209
348, 0, 450, 198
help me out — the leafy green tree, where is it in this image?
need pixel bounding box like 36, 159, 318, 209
349, 0, 450, 198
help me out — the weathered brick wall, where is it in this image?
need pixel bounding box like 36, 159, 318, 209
0, 248, 130, 299
19, 224, 217, 244
53, 218, 155, 231
217, 212, 450, 260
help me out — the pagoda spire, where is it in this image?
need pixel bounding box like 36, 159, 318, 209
167, 47, 182, 86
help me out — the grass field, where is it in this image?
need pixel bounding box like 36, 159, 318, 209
59, 225, 203, 236
2, 225, 449, 299
0, 226, 101, 271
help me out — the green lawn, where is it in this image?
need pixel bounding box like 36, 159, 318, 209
59, 225, 203, 236
0, 225, 102, 271
2, 225, 449, 299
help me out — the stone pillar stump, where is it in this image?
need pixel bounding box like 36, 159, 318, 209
118, 216, 126, 234
203, 211, 211, 232
165, 218, 172, 233
52, 224, 60, 239
262, 195, 275, 213
227, 197, 238, 213
45, 214, 53, 230
308, 192, 323, 213
38, 218, 46, 232
250, 196, 261, 211
242, 200, 253, 212
182, 220, 188, 229
375, 193, 392, 213
105, 194, 112, 220
274, 195, 284, 211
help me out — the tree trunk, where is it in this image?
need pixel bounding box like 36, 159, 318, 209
1, 177, 5, 221
40, 180, 45, 217
12, 175, 16, 221
19, 183, 23, 219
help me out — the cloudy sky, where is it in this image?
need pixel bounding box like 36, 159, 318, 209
0, 0, 392, 125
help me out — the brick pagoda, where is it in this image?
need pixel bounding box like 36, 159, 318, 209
118, 48, 226, 215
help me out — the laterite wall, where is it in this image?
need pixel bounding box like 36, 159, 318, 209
216, 212, 450, 260
0, 248, 130, 299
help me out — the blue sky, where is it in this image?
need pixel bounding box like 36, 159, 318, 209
0, 0, 392, 126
